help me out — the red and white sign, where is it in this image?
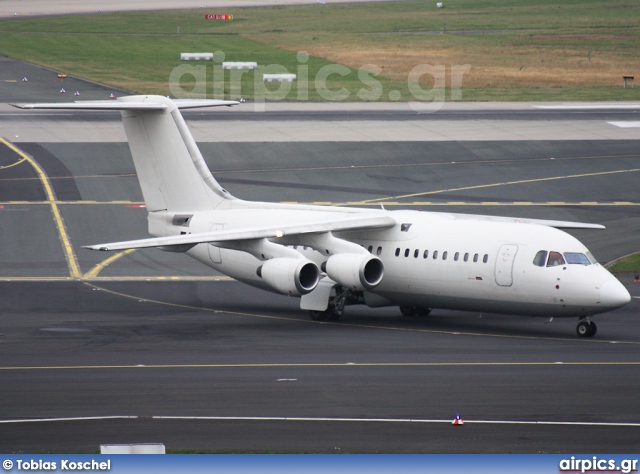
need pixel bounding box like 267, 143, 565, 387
204, 14, 233, 20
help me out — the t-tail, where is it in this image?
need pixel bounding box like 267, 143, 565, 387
13, 95, 238, 212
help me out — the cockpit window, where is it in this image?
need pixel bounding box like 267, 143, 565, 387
564, 252, 591, 265
586, 251, 598, 264
536, 250, 592, 267
533, 250, 548, 267
546, 251, 565, 267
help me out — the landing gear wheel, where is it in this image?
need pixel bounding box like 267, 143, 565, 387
309, 305, 342, 322
400, 306, 431, 317
400, 306, 418, 317
326, 305, 343, 321
309, 310, 328, 321
576, 320, 596, 337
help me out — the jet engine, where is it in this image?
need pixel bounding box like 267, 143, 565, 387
323, 253, 384, 291
257, 258, 320, 296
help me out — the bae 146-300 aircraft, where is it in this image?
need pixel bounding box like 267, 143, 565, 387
13, 95, 631, 337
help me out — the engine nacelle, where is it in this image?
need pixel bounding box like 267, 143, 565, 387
323, 253, 384, 291
257, 258, 320, 296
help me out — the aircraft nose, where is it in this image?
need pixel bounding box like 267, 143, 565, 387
600, 279, 631, 308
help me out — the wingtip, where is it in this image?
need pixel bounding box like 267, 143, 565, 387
82, 245, 109, 251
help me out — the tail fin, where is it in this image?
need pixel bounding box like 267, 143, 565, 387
12, 95, 238, 212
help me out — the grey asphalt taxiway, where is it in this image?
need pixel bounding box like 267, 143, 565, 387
1, 59, 640, 453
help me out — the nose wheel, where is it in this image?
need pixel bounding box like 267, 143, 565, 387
576, 320, 597, 337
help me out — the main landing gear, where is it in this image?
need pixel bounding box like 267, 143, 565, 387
399, 306, 432, 317
576, 319, 597, 338
308, 286, 350, 321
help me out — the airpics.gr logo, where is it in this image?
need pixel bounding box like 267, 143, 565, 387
559, 456, 639, 474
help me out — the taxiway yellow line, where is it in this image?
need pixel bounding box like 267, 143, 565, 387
0, 156, 27, 170
1, 276, 233, 282
329, 201, 640, 207
82, 249, 137, 279
0, 173, 136, 183
362, 168, 640, 204
1, 153, 637, 180
78, 282, 640, 345
212, 153, 640, 175
0, 138, 81, 279
2, 200, 639, 207
0, 200, 143, 205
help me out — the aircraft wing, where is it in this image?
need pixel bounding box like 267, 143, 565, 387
446, 213, 605, 230
84, 214, 397, 251
11, 99, 239, 111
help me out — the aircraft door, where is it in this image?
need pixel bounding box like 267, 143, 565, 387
208, 224, 223, 264
495, 244, 518, 287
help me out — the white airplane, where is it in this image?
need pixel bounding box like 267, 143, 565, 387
14, 95, 631, 337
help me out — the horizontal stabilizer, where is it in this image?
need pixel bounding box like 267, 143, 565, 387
84, 214, 396, 251
11, 98, 239, 111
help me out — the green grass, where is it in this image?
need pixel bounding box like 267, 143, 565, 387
608, 253, 640, 273
0, 0, 639, 100
0, 27, 409, 100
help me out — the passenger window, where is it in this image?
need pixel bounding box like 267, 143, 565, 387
433, 250, 439, 260
483, 254, 488, 263
442, 251, 448, 261
423, 250, 429, 259
533, 250, 548, 267
454, 252, 459, 261
395, 248, 400, 257
473, 253, 479, 263
547, 251, 565, 267
377, 247, 382, 256
404, 248, 410, 257
368, 245, 373, 253
414, 249, 419, 258
565, 252, 590, 265
464, 253, 469, 262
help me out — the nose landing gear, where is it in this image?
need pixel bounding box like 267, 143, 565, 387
576, 319, 597, 337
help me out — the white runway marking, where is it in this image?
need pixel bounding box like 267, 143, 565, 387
535, 105, 640, 110
1, 415, 640, 427
608, 121, 640, 128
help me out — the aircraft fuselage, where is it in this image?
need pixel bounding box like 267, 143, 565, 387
167, 207, 629, 319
